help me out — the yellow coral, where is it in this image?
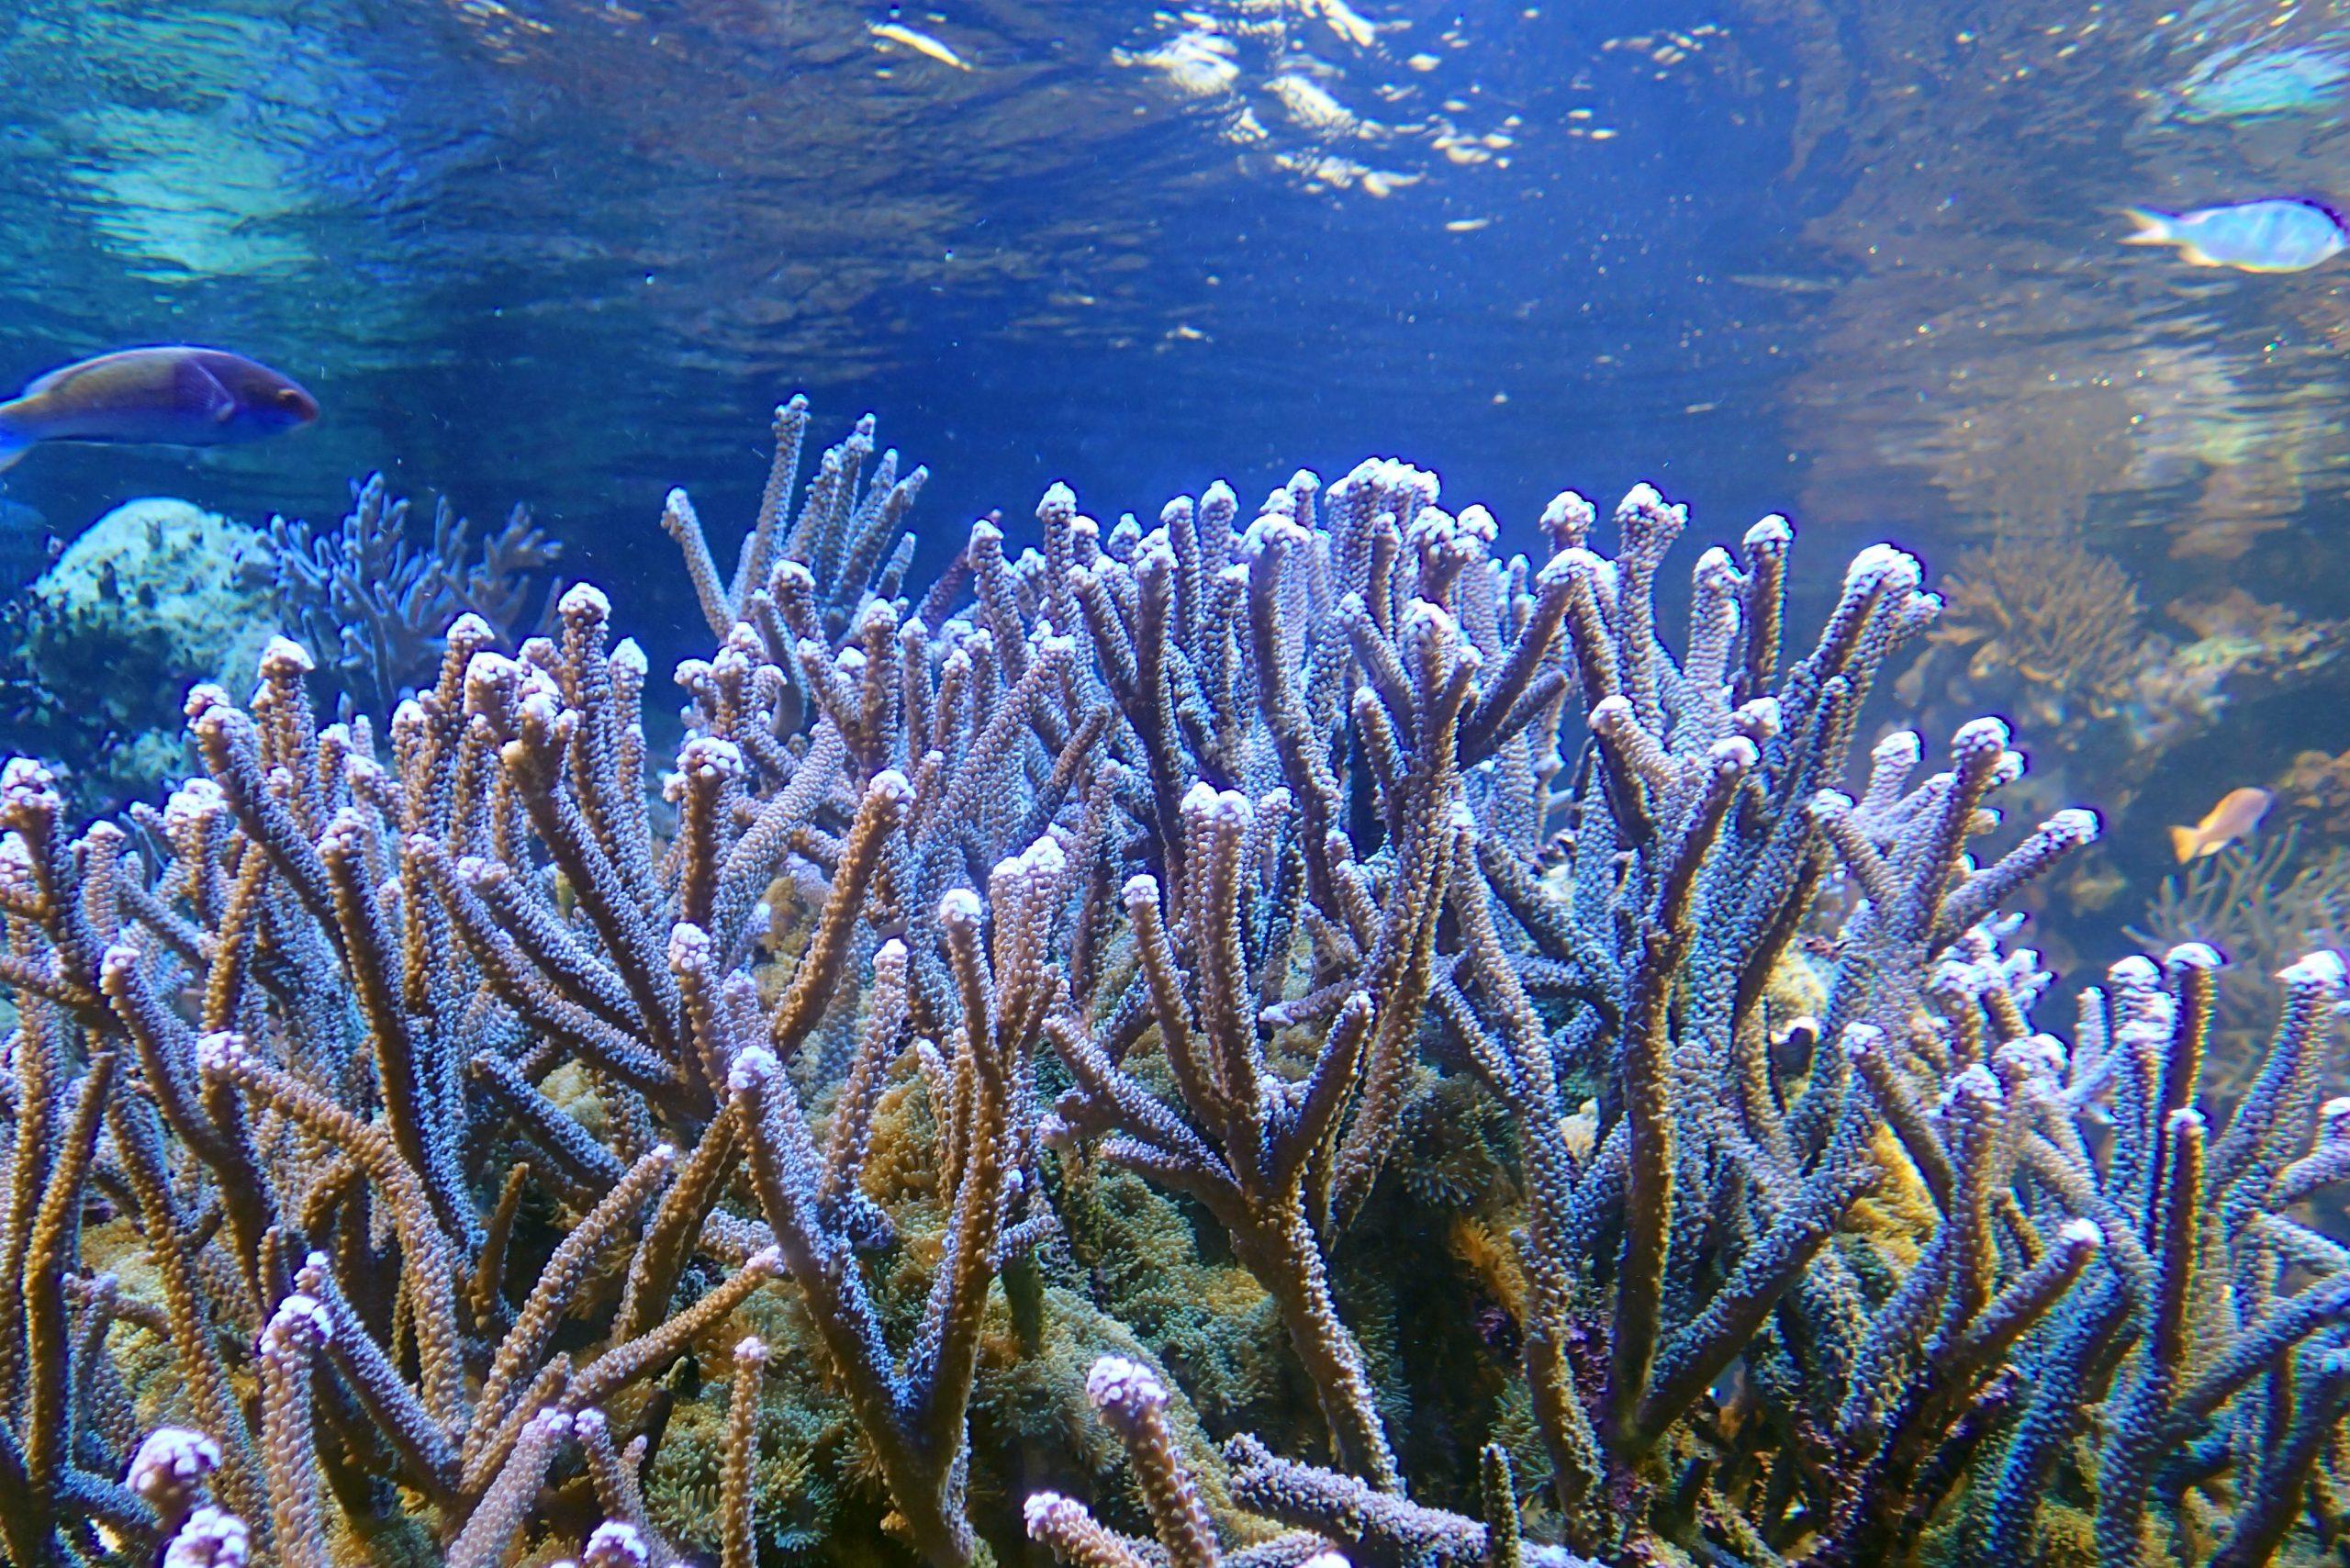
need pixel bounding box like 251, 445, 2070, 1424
537, 1060, 609, 1143
1846, 1125, 1939, 1267
971, 1282, 1278, 1550
1762, 944, 1829, 1023
1448, 1214, 1528, 1325
859, 1077, 942, 1209
2032, 1501, 2101, 1567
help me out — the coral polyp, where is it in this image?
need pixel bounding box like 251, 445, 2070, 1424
0, 404, 2344, 1568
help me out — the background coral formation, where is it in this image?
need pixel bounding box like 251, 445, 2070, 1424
1903, 535, 2350, 812
2, 404, 2347, 1568
2129, 830, 2350, 1100
258, 474, 564, 722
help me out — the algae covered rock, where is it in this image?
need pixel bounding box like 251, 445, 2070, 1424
14, 497, 274, 803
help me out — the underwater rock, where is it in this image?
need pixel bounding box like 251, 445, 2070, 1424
28, 497, 274, 697
6, 496, 272, 804
2280, 745, 2350, 836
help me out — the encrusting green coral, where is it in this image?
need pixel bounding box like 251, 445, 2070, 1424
0, 399, 2346, 1568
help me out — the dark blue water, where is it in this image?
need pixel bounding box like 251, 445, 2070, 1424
0, 0, 1887, 576
1, 0, 2347, 982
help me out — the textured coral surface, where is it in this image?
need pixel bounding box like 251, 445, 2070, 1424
3, 402, 2347, 1568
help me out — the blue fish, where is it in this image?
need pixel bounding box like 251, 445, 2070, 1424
2122, 198, 2348, 273
0, 346, 318, 472
2171, 39, 2350, 121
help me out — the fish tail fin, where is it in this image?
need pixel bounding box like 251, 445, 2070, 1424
2122, 207, 2177, 245
2170, 824, 2201, 863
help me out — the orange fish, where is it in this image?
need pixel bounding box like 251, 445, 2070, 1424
2169, 786, 2273, 863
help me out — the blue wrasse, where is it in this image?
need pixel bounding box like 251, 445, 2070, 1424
0, 346, 318, 472
2121, 198, 2349, 273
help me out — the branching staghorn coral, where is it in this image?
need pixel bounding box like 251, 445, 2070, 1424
1027, 1353, 1599, 1568
259, 474, 565, 721
2, 398, 2348, 1568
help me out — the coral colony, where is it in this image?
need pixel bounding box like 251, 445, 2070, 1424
260, 476, 565, 723
5, 398, 2350, 1568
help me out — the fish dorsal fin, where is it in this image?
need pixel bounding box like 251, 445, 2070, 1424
22, 346, 157, 398
172, 354, 237, 423
18, 346, 213, 405
19, 358, 95, 398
